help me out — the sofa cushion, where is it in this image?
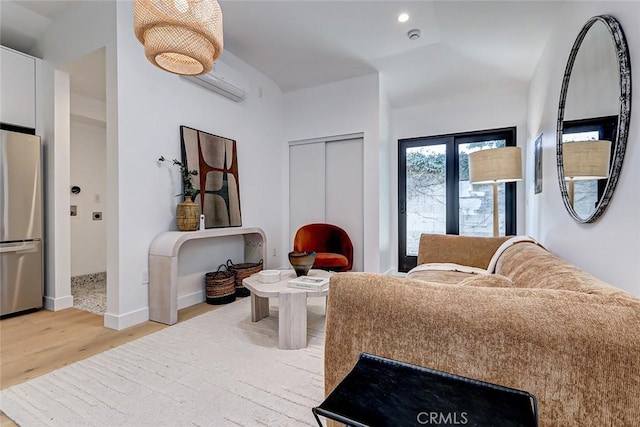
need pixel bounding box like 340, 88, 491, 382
417, 234, 510, 269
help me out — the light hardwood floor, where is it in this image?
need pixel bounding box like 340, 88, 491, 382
0, 303, 219, 426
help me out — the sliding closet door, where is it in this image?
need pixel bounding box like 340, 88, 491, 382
289, 142, 326, 246
289, 137, 364, 271
325, 138, 363, 271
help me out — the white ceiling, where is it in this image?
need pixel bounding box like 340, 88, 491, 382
0, 1, 73, 53
0, 0, 564, 108
221, 1, 562, 107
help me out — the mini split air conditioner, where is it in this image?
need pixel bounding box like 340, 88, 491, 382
183, 60, 249, 102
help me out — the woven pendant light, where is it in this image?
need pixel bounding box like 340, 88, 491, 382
134, 0, 223, 76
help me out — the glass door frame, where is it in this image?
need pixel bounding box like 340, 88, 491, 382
398, 127, 517, 272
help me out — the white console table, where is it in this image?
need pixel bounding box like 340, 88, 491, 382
148, 227, 266, 325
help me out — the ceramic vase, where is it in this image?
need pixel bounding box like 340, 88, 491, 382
176, 196, 200, 231
288, 251, 316, 276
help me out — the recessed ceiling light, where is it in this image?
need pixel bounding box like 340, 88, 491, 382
397, 13, 409, 23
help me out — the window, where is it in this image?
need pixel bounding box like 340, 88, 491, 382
398, 127, 517, 272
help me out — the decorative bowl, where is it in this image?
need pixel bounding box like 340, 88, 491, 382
288, 251, 316, 277
258, 270, 280, 284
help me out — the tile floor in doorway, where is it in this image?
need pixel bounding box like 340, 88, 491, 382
71, 272, 106, 315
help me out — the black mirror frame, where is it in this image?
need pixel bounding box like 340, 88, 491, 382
556, 15, 632, 223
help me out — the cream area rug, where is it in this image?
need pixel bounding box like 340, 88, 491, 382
1, 297, 327, 426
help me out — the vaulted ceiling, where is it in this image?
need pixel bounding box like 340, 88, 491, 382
0, 1, 564, 108
221, 1, 563, 107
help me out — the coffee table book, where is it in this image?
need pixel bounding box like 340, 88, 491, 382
288, 276, 329, 291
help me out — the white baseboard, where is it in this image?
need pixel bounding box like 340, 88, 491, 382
44, 295, 74, 311
104, 307, 149, 331
178, 290, 205, 310
103, 291, 205, 330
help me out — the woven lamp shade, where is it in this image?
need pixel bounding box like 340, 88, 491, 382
563, 140, 611, 180
469, 146, 523, 184
134, 0, 223, 76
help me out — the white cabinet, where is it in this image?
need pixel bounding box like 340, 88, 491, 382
1, 46, 36, 129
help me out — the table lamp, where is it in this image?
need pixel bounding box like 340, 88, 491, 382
562, 140, 611, 205
469, 146, 522, 237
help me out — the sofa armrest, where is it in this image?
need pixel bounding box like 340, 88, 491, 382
417, 233, 511, 269
325, 273, 640, 426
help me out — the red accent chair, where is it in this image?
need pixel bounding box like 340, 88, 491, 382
293, 223, 354, 272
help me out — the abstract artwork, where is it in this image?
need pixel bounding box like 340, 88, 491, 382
534, 134, 543, 194
180, 126, 242, 228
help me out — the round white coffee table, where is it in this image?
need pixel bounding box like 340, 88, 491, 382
242, 269, 332, 350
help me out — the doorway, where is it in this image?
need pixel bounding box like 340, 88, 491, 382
61, 48, 107, 315
397, 127, 517, 271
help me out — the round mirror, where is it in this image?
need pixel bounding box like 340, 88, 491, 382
556, 15, 631, 223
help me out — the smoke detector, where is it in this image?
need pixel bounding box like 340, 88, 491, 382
407, 29, 421, 40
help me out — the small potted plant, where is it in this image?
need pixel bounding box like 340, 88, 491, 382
159, 156, 198, 200
159, 156, 200, 231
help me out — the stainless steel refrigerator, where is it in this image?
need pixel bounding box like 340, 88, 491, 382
0, 129, 44, 316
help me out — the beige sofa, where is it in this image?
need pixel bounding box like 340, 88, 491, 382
324, 234, 640, 426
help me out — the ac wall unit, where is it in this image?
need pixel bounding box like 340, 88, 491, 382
183, 60, 249, 102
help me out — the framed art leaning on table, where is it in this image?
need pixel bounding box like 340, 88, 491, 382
180, 125, 242, 228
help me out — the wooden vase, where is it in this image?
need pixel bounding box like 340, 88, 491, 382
176, 196, 200, 231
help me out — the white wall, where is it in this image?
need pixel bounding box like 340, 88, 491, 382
70, 118, 106, 276
284, 74, 383, 272
378, 80, 393, 273
113, 2, 285, 328
71, 93, 106, 123
391, 83, 530, 269
527, 2, 640, 295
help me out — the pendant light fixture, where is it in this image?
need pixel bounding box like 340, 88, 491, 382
134, 0, 223, 76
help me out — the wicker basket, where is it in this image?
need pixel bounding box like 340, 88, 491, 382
226, 258, 264, 297
205, 265, 236, 305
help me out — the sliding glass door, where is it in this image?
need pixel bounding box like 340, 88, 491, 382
398, 127, 517, 271
402, 141, 448, 257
